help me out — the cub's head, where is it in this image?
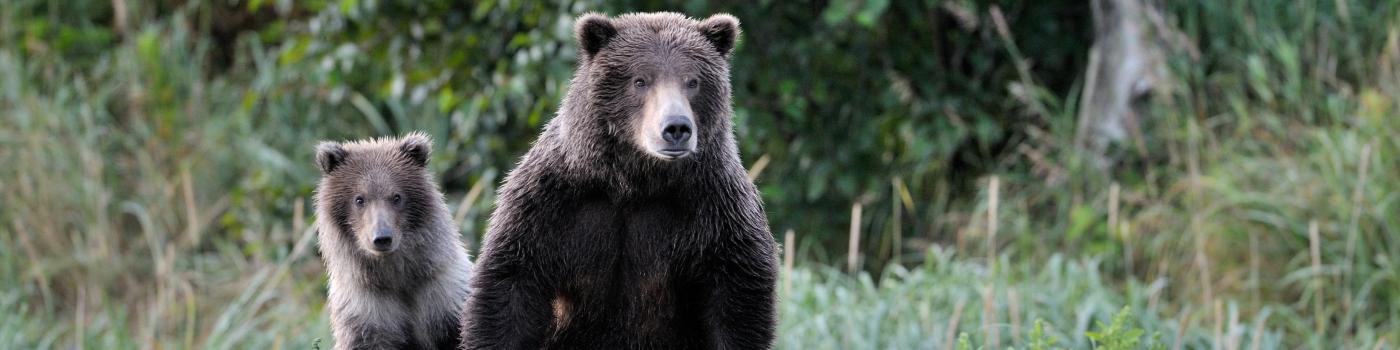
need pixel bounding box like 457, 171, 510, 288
314, 132, 437, 257
573, 12, 740, 162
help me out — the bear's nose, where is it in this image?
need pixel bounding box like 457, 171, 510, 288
661, 116, 693, 145
372, 228, 394, 251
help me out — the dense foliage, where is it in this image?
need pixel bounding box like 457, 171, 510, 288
8, 0, 1096, 253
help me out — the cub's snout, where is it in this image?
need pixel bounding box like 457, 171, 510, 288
357, 197, 401, 255
371, 227, 394, 252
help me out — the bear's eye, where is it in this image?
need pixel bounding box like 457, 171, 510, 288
633, 78, 647, 88
685, 79, 699, 89
391, 194, 402, 205
354, 196, 365, 207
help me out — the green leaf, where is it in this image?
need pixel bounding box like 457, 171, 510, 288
278, 38, 311, 66
955, 332, 972, 350
1029, 319, 1060, 350
339, 0, 358, 16
136, 29, 161, 66
438, 87, 458, 114
1066, 205, 1096, 242
855, 0, 890, 28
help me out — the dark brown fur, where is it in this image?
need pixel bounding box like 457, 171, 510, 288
460, 12, 777, 349
315, 133, 473, 350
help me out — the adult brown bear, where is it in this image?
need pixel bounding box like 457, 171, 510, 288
460, 12, 778, 350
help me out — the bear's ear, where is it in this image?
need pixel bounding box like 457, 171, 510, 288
575, 13, 617, 60
398, 132, 432, 168
316, 142, 348, 174
698, 14, 740, 57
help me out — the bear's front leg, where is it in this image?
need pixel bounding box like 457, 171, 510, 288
332, 315, 413, 350
459, 240, 553, 349
702, 229, 779, 349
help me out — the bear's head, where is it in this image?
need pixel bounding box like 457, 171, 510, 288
568, 12, 740, 163
314, 132, 438, 258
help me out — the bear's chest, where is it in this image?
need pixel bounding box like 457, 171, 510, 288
554, 196, 705, 260
545, 197, 711, 337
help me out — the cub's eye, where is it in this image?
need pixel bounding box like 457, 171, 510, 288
354, 196, 365, 207
685, 79, 699, 89
392, 194, 402, 205
633, 78, 647, 88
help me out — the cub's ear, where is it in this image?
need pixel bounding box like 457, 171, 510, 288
575, 13, 617, 60
316, 141, 348, 174
399, 132, 432, 167
698, 14, 740, 57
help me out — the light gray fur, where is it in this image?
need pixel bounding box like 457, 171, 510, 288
314, 133, 473, 350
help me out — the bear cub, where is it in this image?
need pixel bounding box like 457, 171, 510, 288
314, 132, 472, 350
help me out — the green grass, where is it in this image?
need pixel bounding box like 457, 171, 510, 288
2, 240, 1272, 349
779, 248, 1280, 349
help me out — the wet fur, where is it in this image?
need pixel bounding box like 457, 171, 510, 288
461, 13, 777, 349
315, 133, 473, 350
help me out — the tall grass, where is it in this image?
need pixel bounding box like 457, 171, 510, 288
780, 247, 1283, 349
848, 1, 1400, 347
0, 5, 331, 348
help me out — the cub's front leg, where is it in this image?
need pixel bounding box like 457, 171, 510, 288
330, 299, 413, 350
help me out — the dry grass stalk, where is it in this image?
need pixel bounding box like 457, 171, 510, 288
1226, 303, 1241, 350
891, 178, 903, 263
1194, 219, 1213, 309
943, 299, 967, 350
183, 168, 200, 247
1309, 219, 1326, 338
1108, 182, 1120, 240
1172, 306, 1191, 350
987, 176, 1000, 270
783, 229, 795, 297
1249, 309, 1271, 350
292, 198, 305, 238
1342, 141, 1372, 314
746, 154, 771, 181
982, 284, 998, 349
847, 203, 862, 274
1008, 288, 1021, 344
454, 175, 491, 250
1213, 300, 1223, 350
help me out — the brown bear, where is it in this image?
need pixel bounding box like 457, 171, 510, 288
314, 132, 472, 350
460, 12, 778, 349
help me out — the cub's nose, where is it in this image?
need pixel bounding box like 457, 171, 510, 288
372, 228, 394, 251
661, 116, 693, 145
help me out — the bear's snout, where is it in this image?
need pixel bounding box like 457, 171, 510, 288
361, 204, 400, 255
371, 226, 394, 252
638, 84, 698, 161
660, 115, 693, 151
